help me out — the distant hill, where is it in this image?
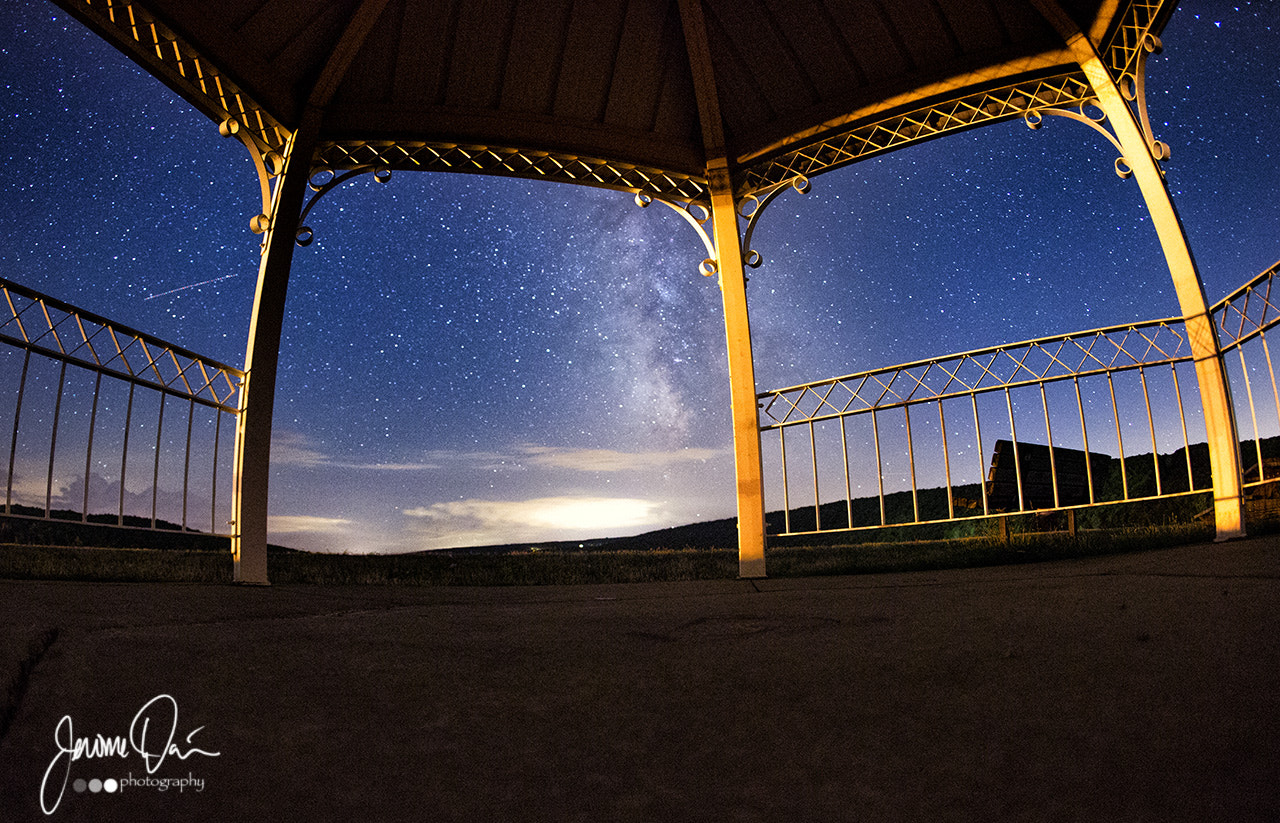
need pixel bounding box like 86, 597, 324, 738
3, 435, 1275, 555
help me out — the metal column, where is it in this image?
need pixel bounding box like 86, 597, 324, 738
708, 162, 768, 578
231, 112, 320, 583
1071, 38, 1245, 539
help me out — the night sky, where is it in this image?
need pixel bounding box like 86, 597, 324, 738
1, 1, 1277, 552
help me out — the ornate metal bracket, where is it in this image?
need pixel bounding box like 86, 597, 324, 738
221, 118, 393, 247
1025, 102, 1135, 178
1116, 33, 1170, 164
634, 194, 719, 276
634, 173, 810, 278
218, 117, 284, 234
295, 166, 392, 246
739, 175, 810, 268
1025, 33, 1168, 180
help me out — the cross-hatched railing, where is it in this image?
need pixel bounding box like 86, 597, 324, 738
0, 278, 243, 535
759, 259, 1280, 536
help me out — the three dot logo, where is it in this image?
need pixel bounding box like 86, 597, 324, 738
72, 778, 119, 794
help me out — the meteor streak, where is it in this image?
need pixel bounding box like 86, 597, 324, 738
144, 273, 240, 301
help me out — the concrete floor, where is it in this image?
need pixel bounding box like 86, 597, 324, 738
1, 537, 1278, 821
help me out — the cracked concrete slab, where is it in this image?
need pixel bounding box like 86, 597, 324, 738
0, 537, 1277, 821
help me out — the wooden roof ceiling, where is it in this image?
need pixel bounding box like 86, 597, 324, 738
52, 0, 1174, 201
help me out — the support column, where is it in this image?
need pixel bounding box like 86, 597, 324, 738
231, 112, 320, 583
677, 0, 768, 576
1073, 39, 1245, 539
707, 162, 768, 578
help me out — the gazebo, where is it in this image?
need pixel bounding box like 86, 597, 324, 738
48, 0, 1243, 583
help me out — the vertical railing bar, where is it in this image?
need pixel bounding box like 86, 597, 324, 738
212, 409, 223, 535
6, 351, 31, 514
45, 362, 68, 518
905, 405, 919, 523
1040, 383, 1060, 509
1138, 366, 1162, 497
1262, 331, 1280, 481
82, 372, 102, 523
1005, 388, 1024, 512
809, 420, 821, 531
1107, 371, 1128, 500
1236, 345, 1264, 483
119, 383, 135, 526
151, 392, 165, 529
872, 409, 886, 526
182, 397, 195, 531
938, 401, 954, 520
840, 415, 853, 528
1170, 363, 1194, 491
779, 428, 791, 535
973, 394, 988, 517
1074, 377, 1095, 505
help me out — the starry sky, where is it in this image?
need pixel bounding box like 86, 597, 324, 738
0, 1, 1277, 552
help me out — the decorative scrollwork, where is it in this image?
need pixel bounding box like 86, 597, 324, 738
739, 175, 810, 268
1025, 102, 1133, 179
635, 193, 719, 276
635, 177, 811, 277
1101, 0, 1170, 166
294, 166, 393, 247
1118, 33, 1170, 163
740, 72, 1093, 193
219, 117, 285, 234
1027, 30, 1170, 180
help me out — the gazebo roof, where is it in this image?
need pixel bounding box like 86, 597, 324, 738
52, 0, 1172, 203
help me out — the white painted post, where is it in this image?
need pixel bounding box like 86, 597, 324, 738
231, 113, 320, 583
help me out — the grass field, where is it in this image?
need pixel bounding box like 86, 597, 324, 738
0, 520, 1223, 586
2, 486, 1273, 586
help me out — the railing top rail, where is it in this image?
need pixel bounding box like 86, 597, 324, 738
0, 278, 244, 408
759, 320, 1192, 428
0, 278, 243, 374
760, 259, 1280, 430
1211, 258, 1280, 346
759, 314, 1188, 400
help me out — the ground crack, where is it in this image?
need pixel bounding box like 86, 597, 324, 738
0, 627, 59, 745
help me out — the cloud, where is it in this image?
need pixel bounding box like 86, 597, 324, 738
6, 461, 200, 527
334, 461, 442, 471
272, 431, 441, 471
403, 496, 664, 548
517, 445, 723, 472
271, 431, 332, 468
272, 440, 725, 476
268, 515, 352, 534
2, 464, 58, 508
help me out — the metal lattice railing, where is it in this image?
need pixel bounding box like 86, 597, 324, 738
761, 320, 1193, 426
314, 141, 711, 204
60, 0, 288, 156
1215, 260, 1280, 347
759, 260, 1280, 536
1103, 0, 1168, 94
0, 279, 243, 534
1215, 260, 1280, 489
738, 72, 1093, 196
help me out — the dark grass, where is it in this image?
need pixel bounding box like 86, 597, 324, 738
267, 546, 740, 586
0, 522, 1221, 587
1, 487, 1274, 586
765, 522, 1215, 578
0, 544, 234, 583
